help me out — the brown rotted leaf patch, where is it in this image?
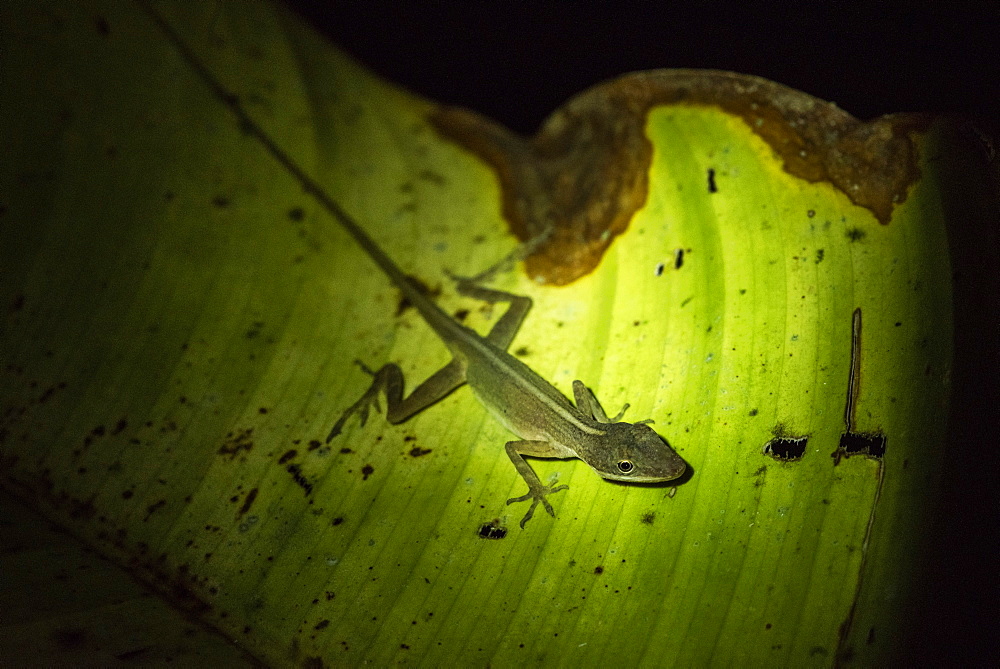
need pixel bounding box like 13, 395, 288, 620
431, 69, 931, 285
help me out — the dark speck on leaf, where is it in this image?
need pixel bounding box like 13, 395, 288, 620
845, 227, 866, 242
287, 464, 313, 495
764, 436, 808, 461
478, 521, 507, 539
218, 428, 254, 460
238, 488, 258, 517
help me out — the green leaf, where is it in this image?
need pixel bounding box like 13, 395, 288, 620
2, 1, 989, 666
0, 489, 258, 665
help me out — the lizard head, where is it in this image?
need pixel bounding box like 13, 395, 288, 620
594, 421, 687, 483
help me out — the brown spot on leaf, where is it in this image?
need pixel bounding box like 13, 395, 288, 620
144, 499, 166, 520
287, 464, 313, 495
218, 428, 254, 460
431, 70, 929, 284
237, 488, 258, 518
845, 227, 866, 242
69, 496, 97, 520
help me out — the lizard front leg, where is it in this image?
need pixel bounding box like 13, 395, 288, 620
572, 380, 651, 425
505, 440, 570, 528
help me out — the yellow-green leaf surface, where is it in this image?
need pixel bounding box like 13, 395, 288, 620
1, 1, 981, 666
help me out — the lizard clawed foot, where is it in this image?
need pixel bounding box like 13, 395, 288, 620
353, 359, 377, 376
325, 370, 384, 443
609, 403, 630, 422
507, 482, 569, 529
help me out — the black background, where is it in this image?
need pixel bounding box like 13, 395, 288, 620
285, 2, 998, 664
288, 3, 998, 133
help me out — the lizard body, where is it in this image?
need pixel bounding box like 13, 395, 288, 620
326, 205, 686, 528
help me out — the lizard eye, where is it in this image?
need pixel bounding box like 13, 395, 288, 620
617, 460, 634, 474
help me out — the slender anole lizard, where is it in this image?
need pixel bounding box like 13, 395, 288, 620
136, 0, 685, 528
325, 207, 686, 527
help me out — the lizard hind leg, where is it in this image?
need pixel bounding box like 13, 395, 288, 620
326, 361, 402, 442
326, 357, 467, 443
451, 227, 553, 287
445, 273, 534, 351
